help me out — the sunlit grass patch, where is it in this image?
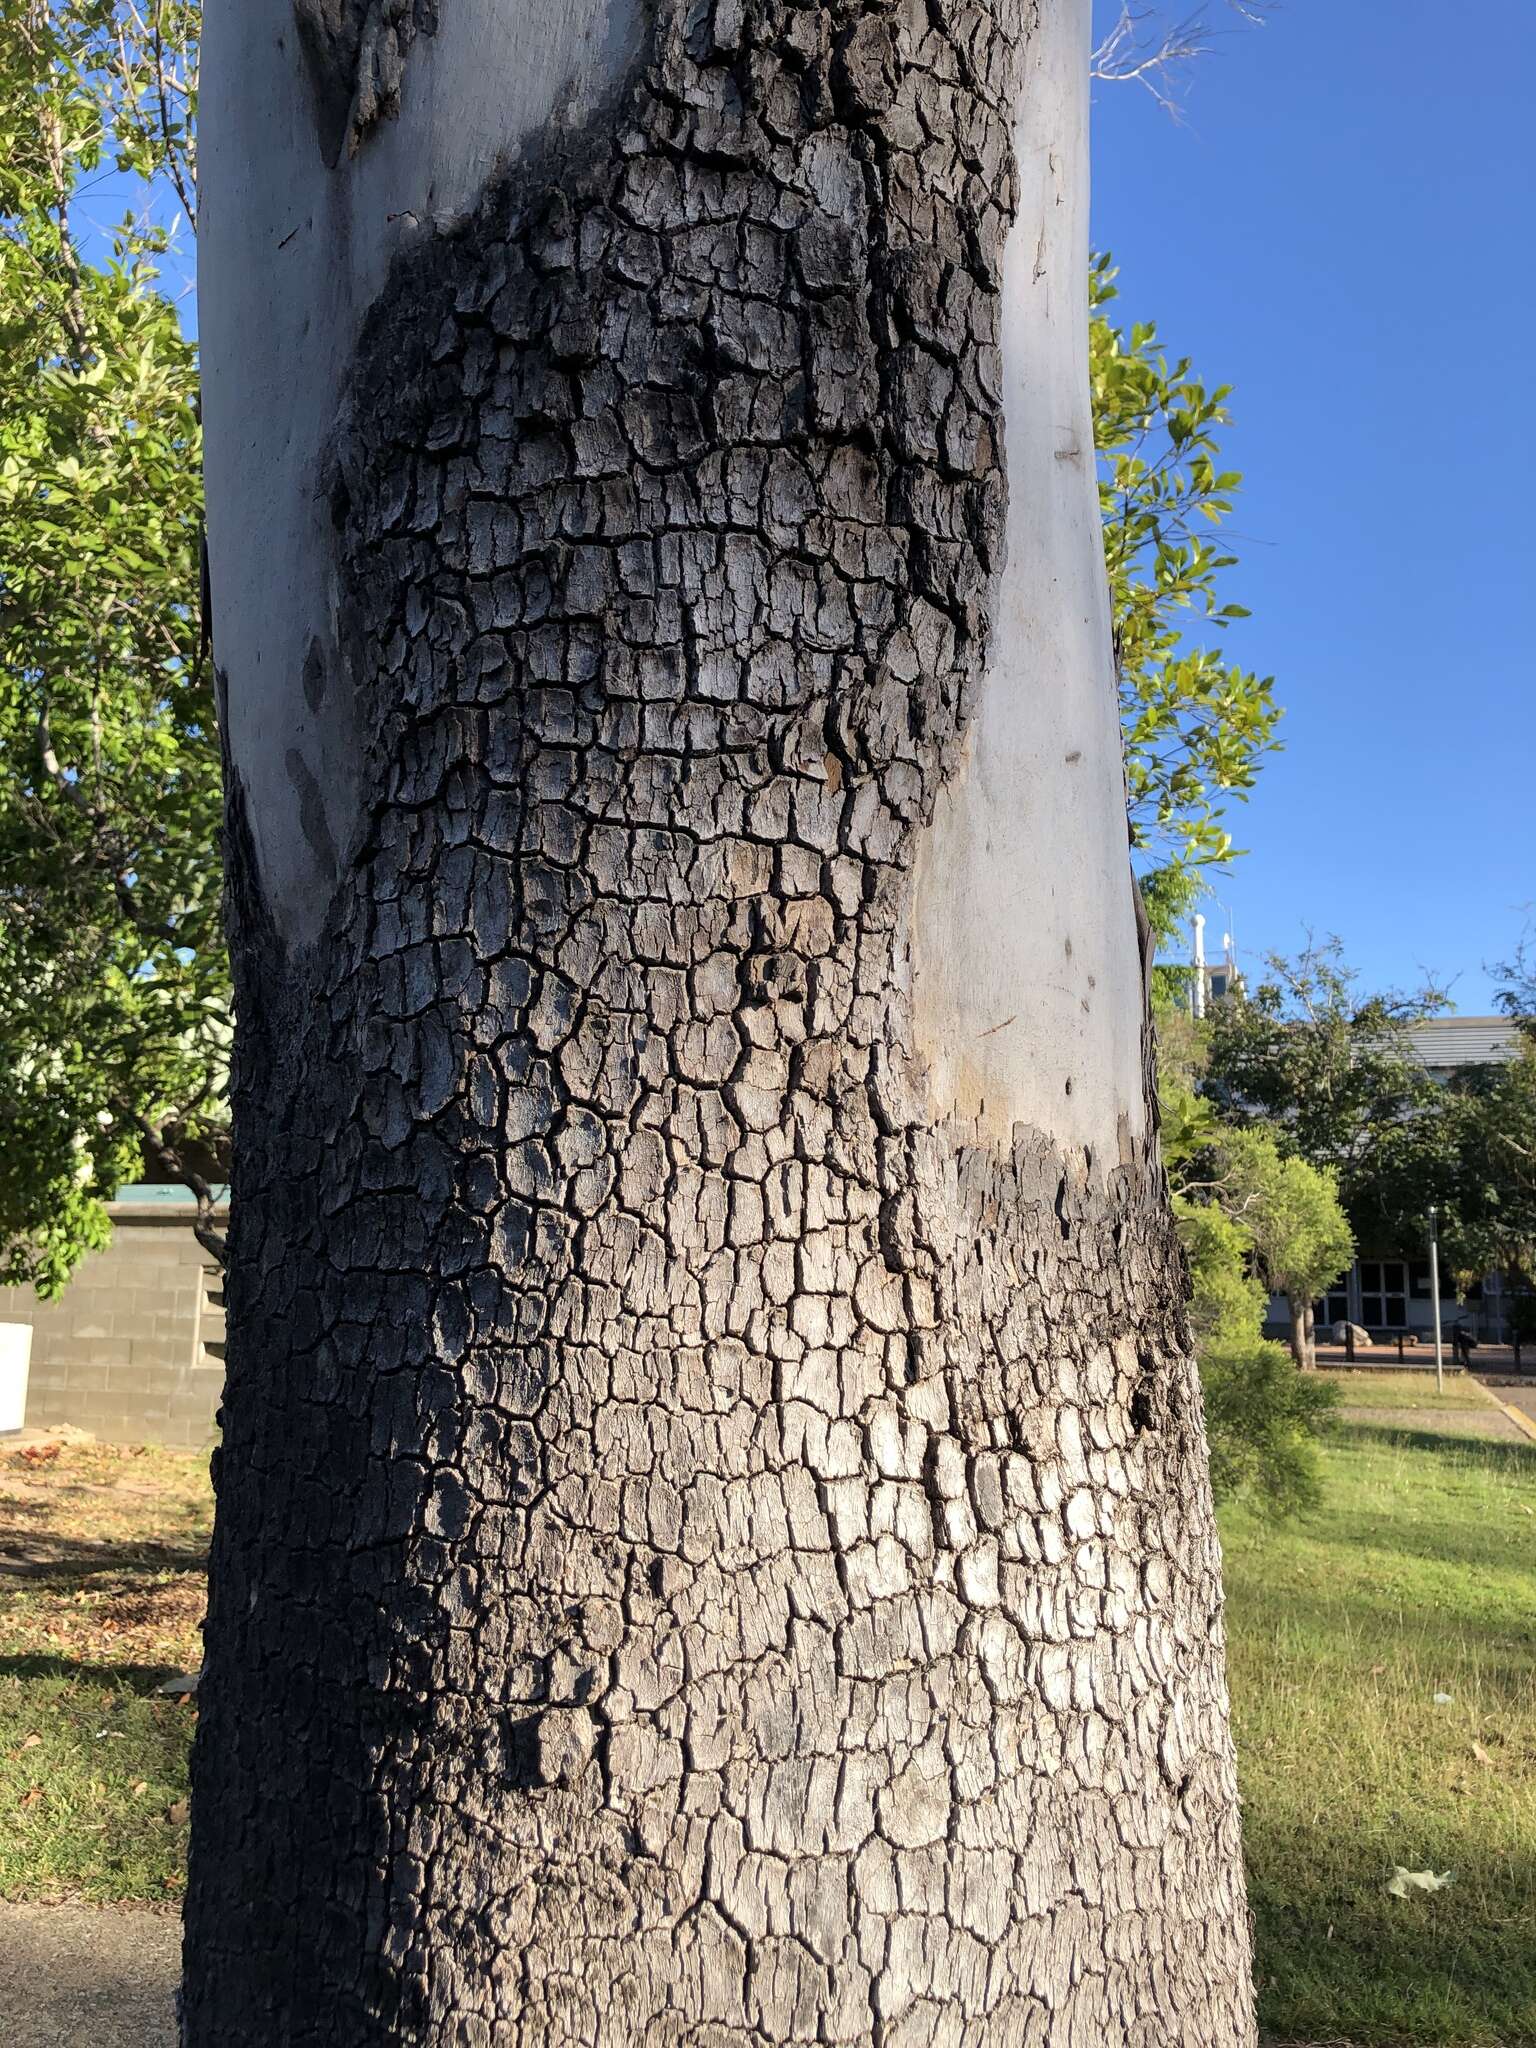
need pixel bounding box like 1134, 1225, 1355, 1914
1224, 1420, 1536, 2046
0, 1440, 209, 1902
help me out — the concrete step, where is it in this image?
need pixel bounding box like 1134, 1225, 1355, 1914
198, 1266, 226, 1368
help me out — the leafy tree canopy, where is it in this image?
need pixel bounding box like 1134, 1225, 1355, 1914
1199, 939, 1536, 1300
1201, 940, 1448, 1229
1438, 1046, 1536, 1292
1493, 928, 1536, 1039
1174, 1192, 1267, 1353
1093, 254, 1280, 876
0, 0, 221, 1291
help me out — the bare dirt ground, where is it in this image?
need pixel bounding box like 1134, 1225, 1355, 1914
0, 1902, 178, 2046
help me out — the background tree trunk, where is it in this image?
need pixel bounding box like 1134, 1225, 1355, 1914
185, 1, 1256, 2041
1286, 1293, 1316, 1371
1287, 1294, 1305, 1369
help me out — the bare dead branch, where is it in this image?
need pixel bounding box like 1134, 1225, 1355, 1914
1091, 3, 1273, 115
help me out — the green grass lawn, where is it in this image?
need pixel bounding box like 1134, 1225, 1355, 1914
0, 1440, 208, 1904
1224, 1381, 1536, 2047
1308, 1368, 1481, 1412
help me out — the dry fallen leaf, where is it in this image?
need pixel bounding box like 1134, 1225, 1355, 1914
1387, 1866, 1454, 1897
1472, 1742, 1495, 1767
20, 1733, 42, 1750
167, 1799, 189, 1826
19, 1787, 42, 1808
130, 1779, 148, 1798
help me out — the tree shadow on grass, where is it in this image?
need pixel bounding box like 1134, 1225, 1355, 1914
0, 1528, 208, 1583
0, 1652, 194, 1693
1230, 1536, 1536, 1618
1296, 1425, 1536, 1581
1329, 1420, 1536, 1477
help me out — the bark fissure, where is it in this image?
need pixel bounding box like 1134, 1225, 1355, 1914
186, 2, 1254, 2041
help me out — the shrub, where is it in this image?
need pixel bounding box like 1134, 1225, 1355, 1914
1200, 1340, 1338, 1515
1175, 1193, 1268, 1350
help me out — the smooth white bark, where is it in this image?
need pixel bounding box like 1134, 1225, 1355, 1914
908, 0, 1145, 1152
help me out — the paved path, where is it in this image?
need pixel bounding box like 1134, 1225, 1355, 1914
0, 1904, 179, 2047
1485, 1379, 1536, 1435
1338, 1400, 1527, 1443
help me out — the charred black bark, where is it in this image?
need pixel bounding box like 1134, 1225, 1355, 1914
292, 0, 440, 165
184, 3, 1255, 2041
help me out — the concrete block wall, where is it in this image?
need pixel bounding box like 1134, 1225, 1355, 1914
0, 1202, 225, 1447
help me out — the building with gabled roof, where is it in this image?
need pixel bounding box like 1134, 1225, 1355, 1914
1404, 1015, 1525, 1077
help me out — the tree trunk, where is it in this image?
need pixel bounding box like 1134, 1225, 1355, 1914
1285, 1293, 1315, 1371
185, 2, 1255, 2041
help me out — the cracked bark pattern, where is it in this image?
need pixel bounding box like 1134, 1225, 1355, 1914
184, 2, 1255, 2041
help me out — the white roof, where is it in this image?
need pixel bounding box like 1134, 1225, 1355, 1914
1404, 1016, 1525, 1069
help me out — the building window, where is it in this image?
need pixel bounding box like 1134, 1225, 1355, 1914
1410, 1259, 1432, 1300
1360, 1260, 1408, 1329
1315, 1276, 1351, 1330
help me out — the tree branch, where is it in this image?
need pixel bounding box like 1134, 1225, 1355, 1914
149, 3, 198, 233
132, 1111, 228, 1266
1091, 4, 1272, 115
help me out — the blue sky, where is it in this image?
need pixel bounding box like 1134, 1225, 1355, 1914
1092, 1, 1536, 1010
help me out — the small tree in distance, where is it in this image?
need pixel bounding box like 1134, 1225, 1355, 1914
1212, 1128, 1355, 1370
1158, 1011, 1339, 1508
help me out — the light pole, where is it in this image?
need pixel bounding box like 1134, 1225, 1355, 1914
1192, 914, 1207, 1021
1429, 1206, 1445, 1396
